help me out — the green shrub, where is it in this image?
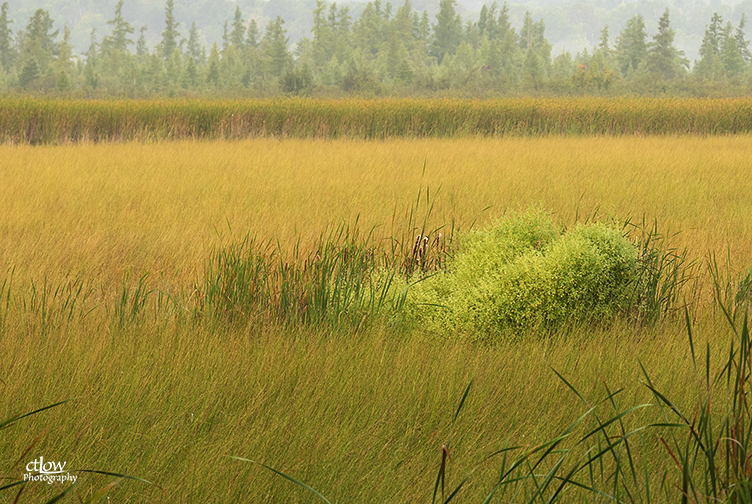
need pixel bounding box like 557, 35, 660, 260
407, 210, 639, 337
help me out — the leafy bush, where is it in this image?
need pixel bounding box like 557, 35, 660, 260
406, 210, 639, 336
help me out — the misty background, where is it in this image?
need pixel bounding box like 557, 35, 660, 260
4, 0, 752, 66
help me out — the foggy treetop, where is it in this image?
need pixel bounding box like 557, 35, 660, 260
0, 0, 751, 96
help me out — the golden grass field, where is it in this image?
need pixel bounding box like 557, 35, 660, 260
1, 136, 751, 289
2, 134, 752, 502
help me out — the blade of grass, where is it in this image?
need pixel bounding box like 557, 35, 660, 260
230, 456, 332, 504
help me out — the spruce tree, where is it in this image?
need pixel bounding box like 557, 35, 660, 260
186, 22, 203, 64
136, 25, 148, 58
721, 21, 746, 77
0, 2, 15, 71
261, 16, 291, 77
103, 0, 134, 56
246, 19, 259, 49
615, 14, 647, 77
736, 14, 751, 65
431, 0, 462, 63
696, 13, 724, 78
161, 0, 179, 61
230, 6, 245, 50
17, 9, 58, 78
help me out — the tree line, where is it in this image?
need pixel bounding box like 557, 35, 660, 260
0, 0, 751, 97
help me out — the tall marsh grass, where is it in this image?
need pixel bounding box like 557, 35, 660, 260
3, 97, 752, 144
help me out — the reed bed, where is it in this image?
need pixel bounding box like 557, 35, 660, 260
2, 97, 752, 144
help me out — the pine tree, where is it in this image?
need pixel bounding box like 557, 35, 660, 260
161, 0, 179, 61
206, 42, 220, 86
18, 59, 39, 88
352, 3, 383, 59
706, 13, 724, 55
647, 9, 686, 80
186, 22, 203, 65
392, 0, 414, 50
17, 9, 58, 78
230, 6, 245, 50
103, 0, 134, 56
136, 25, 148, 58
416, 11, 429, 42
721, 21, 746, 77
615, 14, 647, 77
55, 24, 74, 78
84, 29, 99, 88
221, 21, 229, 53
481, 2, 500, 40
246, 19, 259, 49
431, 0, 462, 63
478, 4, 489, 37
598, 25, 610, 58
312, 0, 334, 68
333, 4, 352, 64
261, 16, 291, 77
519, 11, 533, 51
696, 13, 724, 78
0, 2, 15, 71
736, 14, 751, 65
497, 2, 511, 40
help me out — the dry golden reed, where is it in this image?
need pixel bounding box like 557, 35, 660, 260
2, 97, 752, 144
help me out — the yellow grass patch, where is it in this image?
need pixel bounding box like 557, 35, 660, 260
1, 136, 750, 289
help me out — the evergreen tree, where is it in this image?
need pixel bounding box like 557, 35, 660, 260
18, 59, 39, 88
333, 4, 352, 64
17, 9, 58, 79
186, 22, 203, 65
431, 0, 462, 63
182, 56, 197, 88
230, 6, 245, 50
261, 16, 291, 78
721, 21, 746, 77
0, 2, 15, 71
615, 14, 647, 77
161, 0, 179, 61
165, 47, 182, 86
646, 9, 686, 80
246, 19, 259, 49
55, 24, 74, 79
497, 2, 512, 40
478, 4, 489, 38
415, 11, 429, 43
523, 42, 542, 90
480, 2, 499, 40
136, 25, 148, 58
696, 13, 724, 78
206, 41, 220, 86
102, 0, 134, 56
146, 48, 166, 89
84, 29, 99, 88
705, 13, 724, 55
519, 11, 533, 51
352, 3, 383, 59
598, 25, 610, 58
312, 0, 334, 68
221, 21, 229, 53
736, 14, 751, 65
479, 36, 500, 71
392, 0, 414, 50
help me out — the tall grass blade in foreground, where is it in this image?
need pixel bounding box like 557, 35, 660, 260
432, 377, 474, 504
642, 306, 752, 503
229, 457, 333, 504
